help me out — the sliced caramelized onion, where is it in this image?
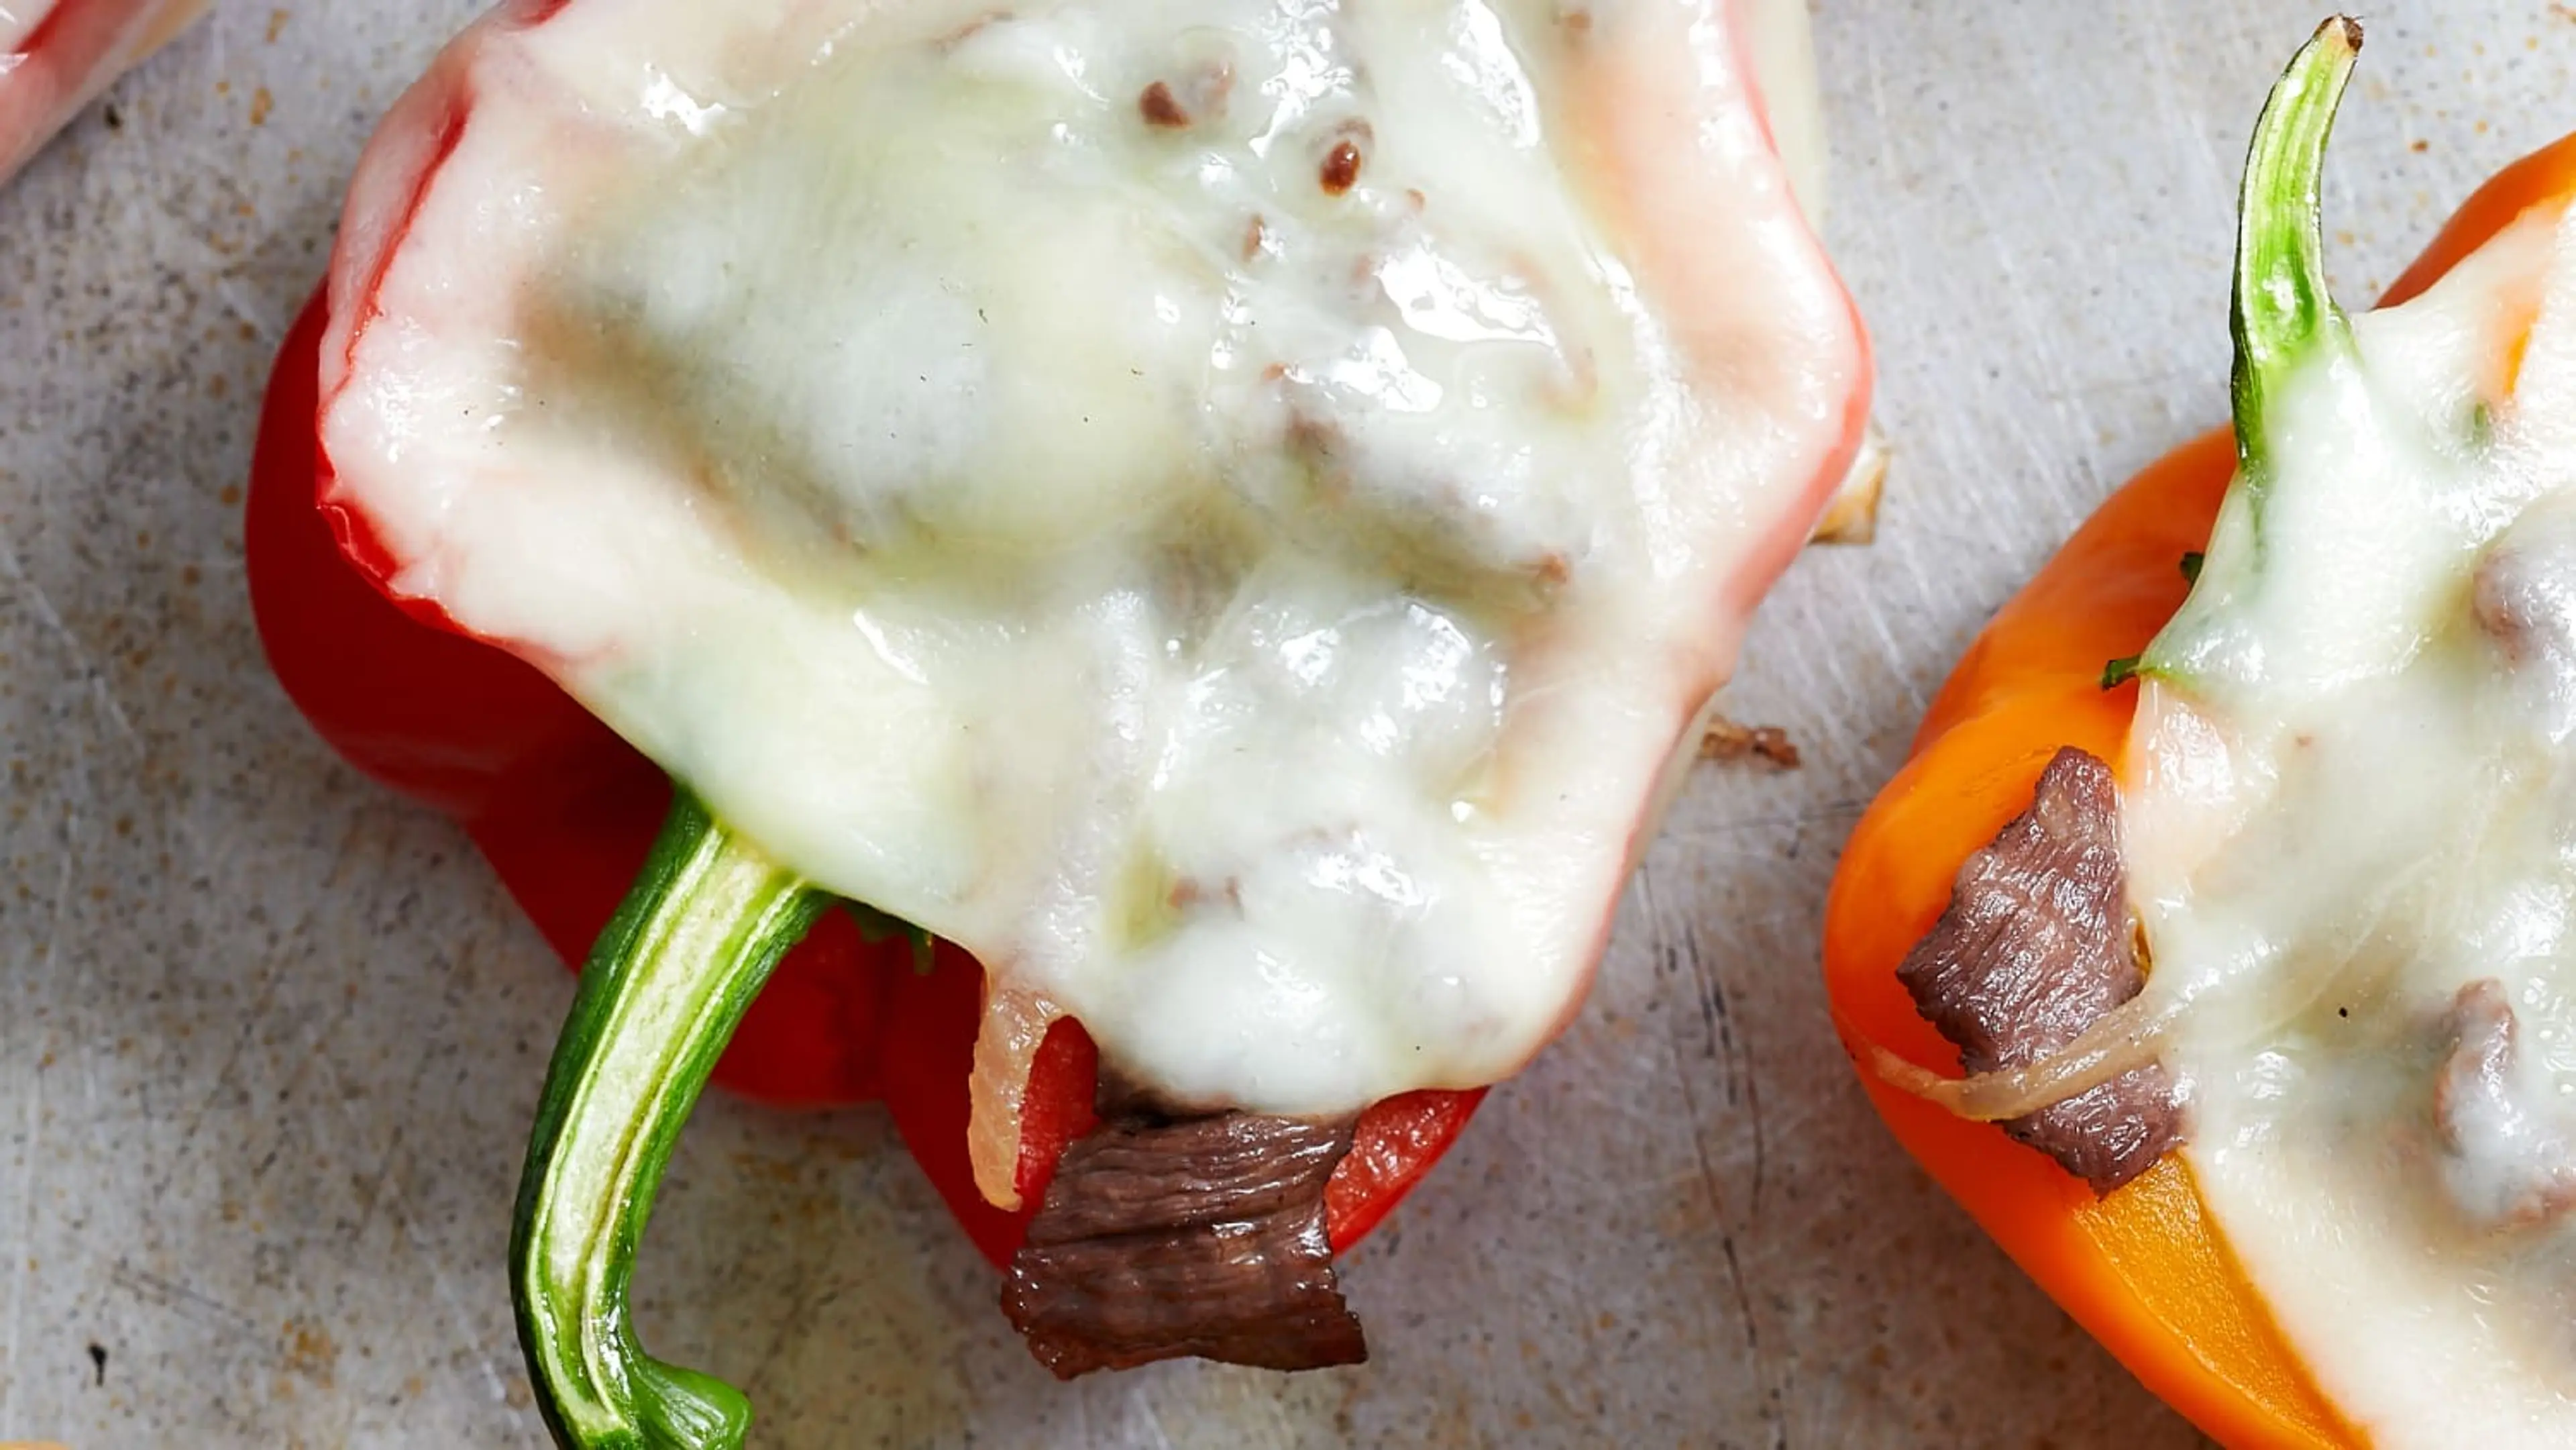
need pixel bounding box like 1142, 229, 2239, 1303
969, 983, 1065, 1211
1869, 987, 2180, 1123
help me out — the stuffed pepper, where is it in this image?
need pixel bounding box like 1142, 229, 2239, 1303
0, 0, 205, 185
248, 0, 1872, 1442
1828, 17, 2576, 1448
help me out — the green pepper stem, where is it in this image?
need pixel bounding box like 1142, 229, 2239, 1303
2231, 15, 2362, 473
512, 793, 825, 1449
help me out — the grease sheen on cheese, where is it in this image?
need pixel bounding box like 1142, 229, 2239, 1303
2124, 203, 2576, 1445
320, 0, 1862, 1115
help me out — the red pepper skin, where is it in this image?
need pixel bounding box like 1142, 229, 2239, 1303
248, 287, 1483, 1265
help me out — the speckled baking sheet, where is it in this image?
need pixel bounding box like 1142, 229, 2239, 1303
0, 1, 2563, 1445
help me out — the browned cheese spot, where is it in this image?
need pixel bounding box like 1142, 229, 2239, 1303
1321, 141, 1363, 196
2433, 978, 2576, 1229
1003, 1111, 1366, 1378
1139, 81, 1190, 129
1896, 747, 2185, 1193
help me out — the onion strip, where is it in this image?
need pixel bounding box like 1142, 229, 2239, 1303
1867, 987, 2182, 1123
966, 982, 1064, 1212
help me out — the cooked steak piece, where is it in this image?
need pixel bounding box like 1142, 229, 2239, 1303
1004, 1110, 1365, 1378
1896, 746, 2185, 1193
2433, 978, 2576, 1231
2472, 500, 2576, 738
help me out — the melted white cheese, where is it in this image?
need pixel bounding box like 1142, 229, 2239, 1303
320, 0, 1862, 1115
2125, 203, 2576, 1445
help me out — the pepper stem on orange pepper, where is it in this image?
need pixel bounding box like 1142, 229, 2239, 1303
2230, 15, 2360, 478
2108, 15, 2361, 690
511, 792, 826, 1450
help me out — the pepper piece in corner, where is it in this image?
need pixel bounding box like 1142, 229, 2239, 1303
1825, 17, 2576, 1448
0, 0, 209, 186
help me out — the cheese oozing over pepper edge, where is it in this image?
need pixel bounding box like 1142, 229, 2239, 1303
2120, 149, 2576, 1450
319, 0, 1865, 1131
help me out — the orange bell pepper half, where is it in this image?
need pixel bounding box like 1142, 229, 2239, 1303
1823, 19, 2576, 1447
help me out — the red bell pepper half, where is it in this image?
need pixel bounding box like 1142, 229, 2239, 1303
245, 278, 1484, 1302
248, 0, 1866, 1440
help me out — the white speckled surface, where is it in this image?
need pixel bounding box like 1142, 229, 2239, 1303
0, 1, 2565, 1445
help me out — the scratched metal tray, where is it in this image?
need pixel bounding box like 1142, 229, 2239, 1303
0, 1, 2561, 1444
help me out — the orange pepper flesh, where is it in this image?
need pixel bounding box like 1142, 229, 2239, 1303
1823, 131, 2576, 1448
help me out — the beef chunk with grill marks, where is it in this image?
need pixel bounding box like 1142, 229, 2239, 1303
1003, 1110, 1366, 1378
1896, 746, 2185, 1194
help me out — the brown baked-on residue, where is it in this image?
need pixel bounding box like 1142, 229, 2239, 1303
1003, 1111, 1366, 1378
2434, 978, 2576, 1230
1700, 716, 1801, 770
1896, 746, 2184, 1194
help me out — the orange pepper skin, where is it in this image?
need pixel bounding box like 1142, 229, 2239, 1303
1825, 131, 2576, 1449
